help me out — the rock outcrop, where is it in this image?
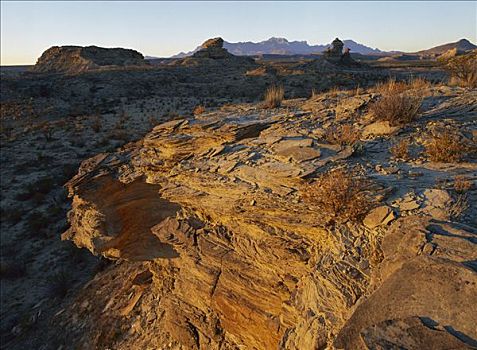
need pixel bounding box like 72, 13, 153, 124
32, 45, 147, 73
172, 38, 256, 67
60, 87, 477, 349
325, 38, 345, 58
322, 37, 360, 67
192, 37, 231, 59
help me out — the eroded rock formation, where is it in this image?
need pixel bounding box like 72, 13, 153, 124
60, 87, 477, 349
172, 37, 257, 67
324, 37, 360, 67
32, 45, 147, 73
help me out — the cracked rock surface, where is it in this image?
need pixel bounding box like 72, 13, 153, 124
55, 86, 477, 349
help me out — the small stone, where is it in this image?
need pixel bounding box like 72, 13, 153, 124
250, 199, 256, 206
398, 200, 421, 211
363, 206, 396, 229
385, 166, 399, 174
408, 170, 423, 177
363, 121, 400, 137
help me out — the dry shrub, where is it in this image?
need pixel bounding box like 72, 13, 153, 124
193, 105, 206, 116
325, 124, 361, 146
448, 194, 469, 220
425, 130, 469, 163
370, 78, 429, 126
369, 90, 422, 126
264, 85, 284, 108
445, 52, 477, 88
453, 175, 473, 193
303, 168, 374, 222
390, 139, 410, 160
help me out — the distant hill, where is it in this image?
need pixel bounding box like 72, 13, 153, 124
171, 37, 387, 58
416, 39, 477, 55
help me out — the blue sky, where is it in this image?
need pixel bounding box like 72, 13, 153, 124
1, 1, 476, 65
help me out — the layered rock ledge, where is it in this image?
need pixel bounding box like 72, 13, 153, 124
62, 89, 477, 349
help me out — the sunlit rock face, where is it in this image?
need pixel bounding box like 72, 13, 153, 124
62, 90, 477, 349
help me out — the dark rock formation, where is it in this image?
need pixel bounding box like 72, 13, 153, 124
325, 38, 344, 58
324, 38, 360, 67
32, 45, 147, 73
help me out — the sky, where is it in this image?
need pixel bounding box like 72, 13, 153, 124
1, 1, 476, 65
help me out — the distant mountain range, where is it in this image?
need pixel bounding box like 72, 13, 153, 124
170, 37, 389, 58
157, 37, 476, 59
415, 38, 476, 55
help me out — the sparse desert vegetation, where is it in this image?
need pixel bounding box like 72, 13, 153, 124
303, 168, 374, 222
324, 124, 361, 146
445, 51, 477, 88
1, 16, 476, 350
389, 139, 411, 160
453, 175, 473, 193
425, 129, 470, 162
369, 79, 423, 126
263, 85, 284, 108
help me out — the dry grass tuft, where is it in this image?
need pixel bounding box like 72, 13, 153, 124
390, 139, 410, 160
375, 79, 410, 95
425, 130, 469, 163
263, 85, 284, 108
303, 168, 374, 222
324, 124, 361, 146
327, 86, 341, 98
310, 88, 319, 99
453, 175, 473, 193
375, 78, 430, 95
409, 77, 431, 90
193, 105, 206, 116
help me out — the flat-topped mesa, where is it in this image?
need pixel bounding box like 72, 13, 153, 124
192, 37, 233, 59
31, 45, 147, 73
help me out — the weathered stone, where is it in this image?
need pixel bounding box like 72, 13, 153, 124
363, 206, 396, 229
363, 120, 400, 137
